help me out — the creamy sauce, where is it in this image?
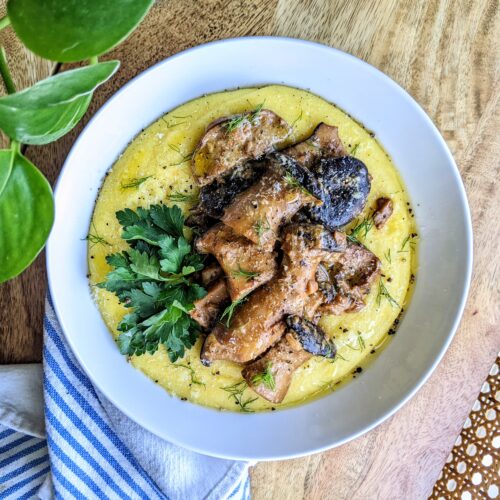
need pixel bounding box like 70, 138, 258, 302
89, 85, 417, 412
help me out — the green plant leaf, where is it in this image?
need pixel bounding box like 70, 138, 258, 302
0, 149, 14, 196
7, 0, 154, 62
0, 153, 54, 282
0, 61, 119, 145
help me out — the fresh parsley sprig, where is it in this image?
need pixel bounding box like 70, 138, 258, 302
97, 204, 206, 362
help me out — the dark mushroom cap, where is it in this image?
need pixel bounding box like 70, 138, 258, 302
198, 160, 266, 219
305, 156, 371, 230
286, 315, 336, 358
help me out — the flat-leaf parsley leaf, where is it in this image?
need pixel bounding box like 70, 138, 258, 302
98, 204, 206, 362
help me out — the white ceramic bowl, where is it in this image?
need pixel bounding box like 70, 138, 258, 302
47, 37, 472, 460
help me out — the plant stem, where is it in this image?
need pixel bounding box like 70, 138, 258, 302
0, 46, 15, 94
89, 56, 98, 65
0, 46, 20, 152
0, 16, 10, 31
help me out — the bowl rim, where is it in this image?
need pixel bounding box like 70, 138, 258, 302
47, 36, 473, 461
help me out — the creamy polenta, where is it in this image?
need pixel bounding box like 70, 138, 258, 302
88, 85, 416, 412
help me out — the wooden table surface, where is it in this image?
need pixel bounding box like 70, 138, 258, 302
1, 1, 499, 498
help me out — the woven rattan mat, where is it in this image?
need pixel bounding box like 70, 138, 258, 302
430, 354, 499, 499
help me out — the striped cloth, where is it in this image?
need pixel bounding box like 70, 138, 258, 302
0, 425, 50, 499
0, 297, 250, 499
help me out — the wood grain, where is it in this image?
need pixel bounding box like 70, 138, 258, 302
0, 0, 499, 497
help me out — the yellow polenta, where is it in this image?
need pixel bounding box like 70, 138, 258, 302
89, 85, 416, 412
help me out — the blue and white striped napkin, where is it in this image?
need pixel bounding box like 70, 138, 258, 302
0, 297, 250, 499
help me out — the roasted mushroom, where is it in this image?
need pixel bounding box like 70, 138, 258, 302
318, 241, 381, 315
283, 122, 346, 167
195, 223, 277, 302
192, 109, 290, 186
303, 156, 371, 230
189, 280, 229, 329
315, 262, 336, 303
221, 157, 321, 249
242, 330, 311, 403
188, 161, 267, 228
201, 225, 346, 364
200, 262, 224, 286
285, 315, 336, 358
372, 197, 394, 229
243, 317, 336, 403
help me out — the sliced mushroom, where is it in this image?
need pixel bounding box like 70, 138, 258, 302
189, 280, 229, 330
192, 109, 290, 186
200, 224, 346, 364
283, 123, 346, 167
221, 157, 321, 249
201, 262, 224, 287
318, 241, 381, 315
202, 321, 286, 368
300, 291, 326, 322
372, 197, 394, 229
243, 316, 336, 403
196, 223, 277, 302
242, 331, 311, 404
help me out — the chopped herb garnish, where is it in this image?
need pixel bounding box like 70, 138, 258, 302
251, 363, 276, 390
350, 143, 360, 155
84, 222, 111, 248
231, 267, 260, 281
357, 332, 366, 351
168, 143, 181, 153
347, 216, 374, 244
174, 363, 205, 387
224, 115, 246, 133
397, 234, 417, 253
398, 235, 411, 252
330, 351, 349, 363
167, 121, 187, 129
167, 191, 199, 204
253, 217, 271, 241
220, 295, 248, 327
160, 116, 187, 129
249, 102, 264, 122
97, 204, 207, 362
169, 151, 194, 167
376, 278, 399, 308
121, 176, 152, 190
290, 110, 303, 128
221, 381, 258, 412
345, 332, 366, 352
283, 172, 313, 197
224, 103, 264, 133
384, 248, 392, 264
336, 351, 348, 362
